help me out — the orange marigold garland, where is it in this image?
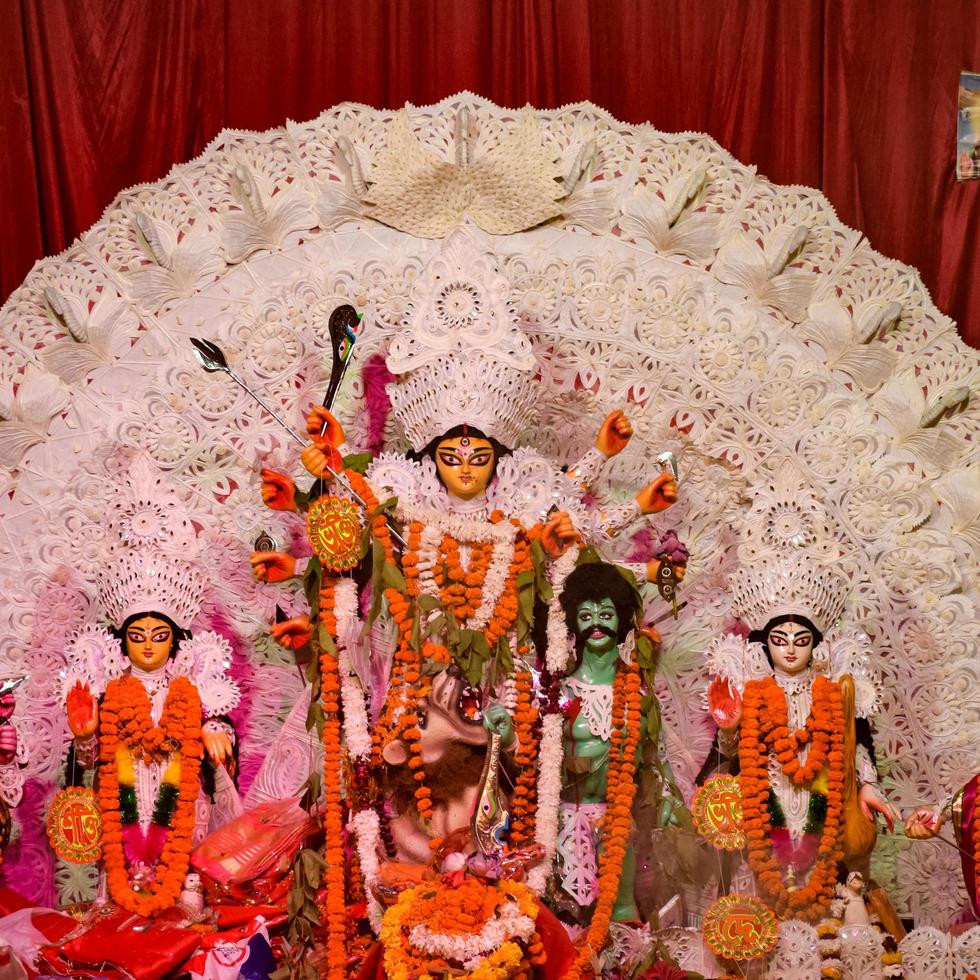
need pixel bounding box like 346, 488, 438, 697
380, 875, 542, 979
566, 659, 642, 979
739, 674, 845, 920
98, 674, 202, 917
435, 534, 494, 621
319, 589, 347, 978
508, 664, 539, 847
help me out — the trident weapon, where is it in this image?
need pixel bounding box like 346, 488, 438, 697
190, 337, 308, 449
0, 677, 26, 697
322, 304, 362, 418
189, 334, 407, 548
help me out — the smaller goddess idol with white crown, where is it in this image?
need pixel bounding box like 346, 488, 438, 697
62, 546, 239, 917
704, 554, 898, 921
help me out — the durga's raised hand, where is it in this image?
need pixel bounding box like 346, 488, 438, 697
707, 675, 742, 732
260, 468, 298, 512
635, 473, 678, 515
66, 680, 98, 739
595, 409, 633, 458
271, 615, 313, 651
250, 550, 297, 583
540, 511, 582, 557
306, 405, 345, 448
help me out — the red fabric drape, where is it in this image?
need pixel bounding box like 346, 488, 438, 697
1, 0, 979, 345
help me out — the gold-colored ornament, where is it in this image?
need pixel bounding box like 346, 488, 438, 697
307, 494, 364, 572
692, 774, 745, 851
703, 893, 778, 960
46, 787, 102, 864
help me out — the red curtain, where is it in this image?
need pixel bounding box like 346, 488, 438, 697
2, 0, 979, 345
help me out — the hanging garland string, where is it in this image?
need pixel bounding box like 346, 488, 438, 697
739, 674, 845, 919
98, 674, 202, 917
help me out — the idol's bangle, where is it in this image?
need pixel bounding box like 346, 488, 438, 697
855, 743, 878, 786
566, 447, 608, 492
593, 499, 642, 539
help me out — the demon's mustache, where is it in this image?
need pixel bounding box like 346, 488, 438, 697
577, 623, 616, 640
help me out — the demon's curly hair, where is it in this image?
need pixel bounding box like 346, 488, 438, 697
559, 561, 640, 649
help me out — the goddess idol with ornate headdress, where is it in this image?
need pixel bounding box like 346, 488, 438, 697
704, 553, 898, 923
60, 454, 239, 917
248, 229, 684, 976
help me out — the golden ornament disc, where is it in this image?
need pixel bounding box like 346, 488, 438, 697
692, 773, 745, 851
307, 494, 364, 571
46, 787, 102, 864
703, 893, 778, 960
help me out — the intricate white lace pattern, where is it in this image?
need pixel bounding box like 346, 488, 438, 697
563, 677, 615, 742
556, 800, 606, 907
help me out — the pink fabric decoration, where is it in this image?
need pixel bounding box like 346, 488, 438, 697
625, 527, 658, 564
363, 353, 395, 456
2, 779, 55, 906
122, 822, 170, 866
208, 607, 255, 796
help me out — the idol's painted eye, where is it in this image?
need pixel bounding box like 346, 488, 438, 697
151, 630, 172, 643
127, 631, 146, 644
794, 633, 812, 647
438, 451, 463, 467
770, 632, 788, 646
467, 451, 492, 467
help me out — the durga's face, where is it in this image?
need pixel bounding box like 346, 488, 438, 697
435, 435, 495, 501
766, 620, 814, 676
125, 614, 175, 672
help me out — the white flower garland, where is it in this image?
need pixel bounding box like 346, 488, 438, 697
335, 578, 372, 762
334, 576, 385, 930
339, 648, 372, 761
414, 521, 441, 600
467, 539, 514, 630
527, 712, 563, 895
349, 806, 384, 930
408, 899, 535, 968
395, 501, 521, 544
544, 546, 579, 673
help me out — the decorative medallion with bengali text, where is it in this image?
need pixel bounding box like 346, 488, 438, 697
307, 494, 364, 571
46, 787, 102, 864
703, 893, 778, 960
693, 774, 746, 851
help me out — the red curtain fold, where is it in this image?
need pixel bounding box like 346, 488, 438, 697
1, 0, 978, 345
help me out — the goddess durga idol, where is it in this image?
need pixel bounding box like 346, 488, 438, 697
247, 230, 686, 974
704, 553, 899, 922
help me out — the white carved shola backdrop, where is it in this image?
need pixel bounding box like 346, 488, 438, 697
0, 95, 977, 942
